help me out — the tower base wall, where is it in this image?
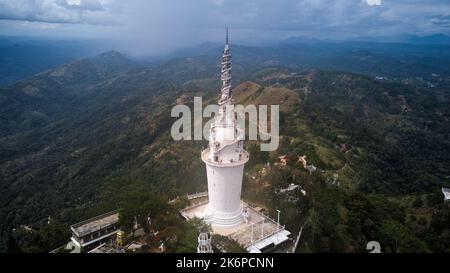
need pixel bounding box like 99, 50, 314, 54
204, 162, 245, 228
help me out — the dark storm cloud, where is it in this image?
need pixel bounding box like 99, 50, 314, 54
431, 15, 450, 28
0, 0, 449, 54
116, 0, 450, 41
0, 0, 118, 25
1, 0, 448, 33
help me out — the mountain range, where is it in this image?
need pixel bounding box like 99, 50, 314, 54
2, 34, 450, 87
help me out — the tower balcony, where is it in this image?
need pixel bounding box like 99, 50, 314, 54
201, 147, 249, 167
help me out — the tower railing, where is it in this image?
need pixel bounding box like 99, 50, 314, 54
237, 201, 286, 248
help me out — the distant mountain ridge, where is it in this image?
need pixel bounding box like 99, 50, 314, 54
0, 39, 115, 87
37, 51, 133, 87
170, 39, 450, 79
345, 34, 450, 45
2, 35, 450, 87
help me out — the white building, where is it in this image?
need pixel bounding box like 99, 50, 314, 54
201, 28, 249, 228
197, 232, 213, 253
442, 188, 450, 201
70, 210, 120, 252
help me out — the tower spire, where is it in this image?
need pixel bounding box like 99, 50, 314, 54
219, 28, 232, 106
226, 27, 229, 45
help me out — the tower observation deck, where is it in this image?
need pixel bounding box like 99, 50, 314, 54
201, 28, 249, 228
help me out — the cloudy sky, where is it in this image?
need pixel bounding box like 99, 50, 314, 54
0, 0, 449, 54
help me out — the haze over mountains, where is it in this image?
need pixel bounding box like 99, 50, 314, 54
2, 34, 450, 87
0, 36, 449, 252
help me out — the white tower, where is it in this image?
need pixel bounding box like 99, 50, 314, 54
201, 28, 249, 228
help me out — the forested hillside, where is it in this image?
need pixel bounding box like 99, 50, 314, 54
1, 49, 449, 252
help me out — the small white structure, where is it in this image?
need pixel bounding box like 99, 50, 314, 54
306, 164, 317, 174
279, 183, 299, 193
125, 242, 144, 252
442, 188, 450, 201
298, 155, 307, 168
159, 242, 166, 253
243, 207, 249, 224
278, 155, 289, 166
197, 232, 213, 253
133, 216, 139, 230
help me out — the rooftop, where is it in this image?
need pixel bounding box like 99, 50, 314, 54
88, 243, 122, 253
71, 210, 120, 237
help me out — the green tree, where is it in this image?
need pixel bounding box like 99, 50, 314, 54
379, 220, 428, 253
6, 235, 21, 253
